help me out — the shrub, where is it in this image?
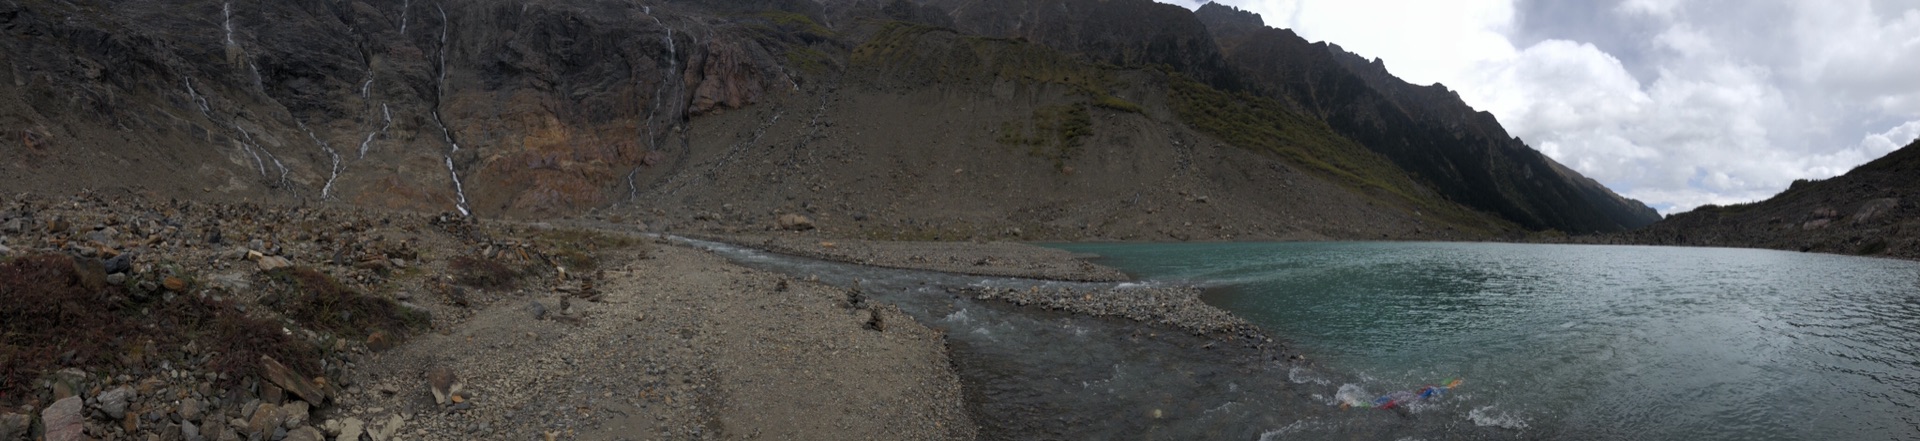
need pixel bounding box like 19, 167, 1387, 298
1, 254, 320, 405
269, 267, 430, 339
449, 255, 526, 289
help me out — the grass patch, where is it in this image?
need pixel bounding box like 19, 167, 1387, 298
1093, 94, 1144, 113
1164, 73, 1499, 232
534, 229, 648, 272
784, 45, 833, 75
1, 254, 318, 405
754, 11, 834, 39
268, 267, 430, 340
449, 255, 527, 289
998, 104, 1093, 171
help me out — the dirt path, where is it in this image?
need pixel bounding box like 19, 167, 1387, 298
328, 242, 974, 440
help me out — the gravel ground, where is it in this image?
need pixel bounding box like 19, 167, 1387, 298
699, 234, 1131, 282
333, 242, 975, 441
963, 285, 1276, 349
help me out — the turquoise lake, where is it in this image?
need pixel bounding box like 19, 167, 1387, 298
1046, 242, 1920, 439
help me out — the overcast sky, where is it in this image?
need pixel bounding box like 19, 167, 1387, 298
1158, 0, 1920, 214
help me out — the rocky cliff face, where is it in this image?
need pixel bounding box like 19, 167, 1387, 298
0, 0, 1648, 241
0, 0, 790, 216
1619, 139, 1920, 259
1192, 3, 1661, 233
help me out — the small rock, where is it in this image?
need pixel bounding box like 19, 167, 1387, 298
0, 245, 12, 256
776, 213, 815, 231
528, 301, 548, 320
277, 401, 308, 429
105, 273, 127, 285
0, 411, 32, 441
103, 253, 132, 274
282, 426, 323, 441
336, 418, 364, 441
95, 386, 134, 420
86, 227, 118, 244
365, 331, 395, 352
425, 368, 459, 405
182, 420, 203, 441
178, 399, 203, 422
42, 396, 86, 441
259, 356, 325, 404
246, 403, 279, 435
0, 218, 22, 234
257, 256, 292, 272
163, 276, 188, 292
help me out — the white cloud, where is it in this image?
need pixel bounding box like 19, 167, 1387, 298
1164, 0, 1920, 215
1862, 120, 1920, 155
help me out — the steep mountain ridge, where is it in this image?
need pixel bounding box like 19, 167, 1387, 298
1191, 3, 1661, 233
1620, 139, 1920, 259
0, 0, 1645, 240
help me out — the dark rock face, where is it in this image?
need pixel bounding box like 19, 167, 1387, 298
1621, 140, 1920, 259
0, 0, 1653, 240
921, 0, 1239, 88
1192, 3, 1660, 233
0, 0, 793, 216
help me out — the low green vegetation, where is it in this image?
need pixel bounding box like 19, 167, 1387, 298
997, 104, 1093, 171
534, 228, 648, 272
1164, 73, 1495, 230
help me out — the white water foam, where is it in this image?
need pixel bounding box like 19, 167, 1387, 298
1288, 366, 1332, 385
1257, 419, 1324, 440
1467, 405, 1530, 430
1332, 383, 1371, 408
942, 308, 971, 324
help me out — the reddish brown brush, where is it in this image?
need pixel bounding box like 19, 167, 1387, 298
270, 267, 430, 340
0, 253, 322, 406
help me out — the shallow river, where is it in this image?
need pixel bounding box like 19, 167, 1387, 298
687, 238, 1920, 440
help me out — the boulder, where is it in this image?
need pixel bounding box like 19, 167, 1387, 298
257, 256, 293, 272
94, 386, 134, 420
776, 214, 815, 231
42, 396, 88, 441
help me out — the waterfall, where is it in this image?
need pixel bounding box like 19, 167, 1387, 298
436, 5, 449, 85
398, 0, 410, 34
445, 157, 470, 216
357, 103, 391, 158
183, 77, 212, 116
300, 122, 342, 200
222, 2, 234, 48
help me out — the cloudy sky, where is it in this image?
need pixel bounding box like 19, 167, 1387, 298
1157, 0, 1920, 214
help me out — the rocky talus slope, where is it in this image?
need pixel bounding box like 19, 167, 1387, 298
1615, 139, 1920, 260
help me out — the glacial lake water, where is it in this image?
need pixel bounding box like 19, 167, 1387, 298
1047, 242, 1920, 440
683, 237, 1920, 439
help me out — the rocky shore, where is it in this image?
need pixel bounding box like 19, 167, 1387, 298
691, 234, 1131, 282
0, 192, 973, 441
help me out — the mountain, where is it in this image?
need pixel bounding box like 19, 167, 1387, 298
0, 0, 1650, 239
1191, 3, 1661, 233
1620, 139, 1920, 259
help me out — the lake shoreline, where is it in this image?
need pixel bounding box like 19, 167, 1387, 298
693, 234, 1291, 350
